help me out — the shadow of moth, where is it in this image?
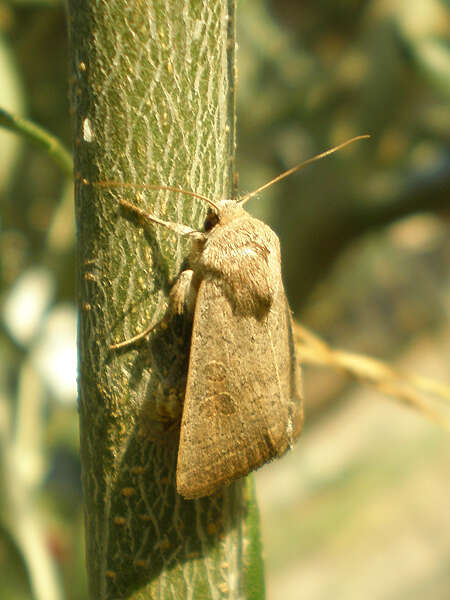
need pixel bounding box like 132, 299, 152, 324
103, 135, 369, 499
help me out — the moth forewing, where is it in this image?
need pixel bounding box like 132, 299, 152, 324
176, 209, 303, 499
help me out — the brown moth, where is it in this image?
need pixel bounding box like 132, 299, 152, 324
106, 135, 369, 499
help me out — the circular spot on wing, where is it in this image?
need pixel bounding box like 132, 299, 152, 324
200, 393, 236, 416
205, 361, 226, 383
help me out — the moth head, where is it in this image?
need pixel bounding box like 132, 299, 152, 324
203, 200, 247, 232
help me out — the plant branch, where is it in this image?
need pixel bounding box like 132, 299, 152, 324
0, 107, 73, 177
294, 322, 450, 430
67, 1, 264, 599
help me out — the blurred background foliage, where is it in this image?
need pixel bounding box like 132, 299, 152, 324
0, 0, 448, 599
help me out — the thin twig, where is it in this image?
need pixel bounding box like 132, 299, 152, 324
0, 107, 73, 177
294, 322, 450, 430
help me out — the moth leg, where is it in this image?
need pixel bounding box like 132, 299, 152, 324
110, 321, 160, 350
169, 269, 197, 318
120, 198, 205, 240
111, 197, 202, 350
110, 269, 197, 350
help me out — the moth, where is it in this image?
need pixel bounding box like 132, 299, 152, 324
105, 135, 369, 499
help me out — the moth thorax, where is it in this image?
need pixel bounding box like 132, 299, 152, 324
206, 199, 246, 229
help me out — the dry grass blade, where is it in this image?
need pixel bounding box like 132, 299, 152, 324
293, 322, 450, 430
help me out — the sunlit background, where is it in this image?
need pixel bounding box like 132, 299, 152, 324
1, 1, 449, 599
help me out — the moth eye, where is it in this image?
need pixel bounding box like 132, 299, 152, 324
204, 211, 219, 232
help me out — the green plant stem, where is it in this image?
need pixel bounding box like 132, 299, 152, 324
0, 107, 73, 177
67, 1, 264, 598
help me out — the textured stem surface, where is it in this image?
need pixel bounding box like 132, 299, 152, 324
67, 1, 264, 598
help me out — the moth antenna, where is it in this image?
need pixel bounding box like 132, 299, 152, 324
94, 180, 220, 212
238, 134, 370, 205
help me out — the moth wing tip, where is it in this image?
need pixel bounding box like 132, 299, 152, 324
177, 468, 231, 500
176, 471, 206, 500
